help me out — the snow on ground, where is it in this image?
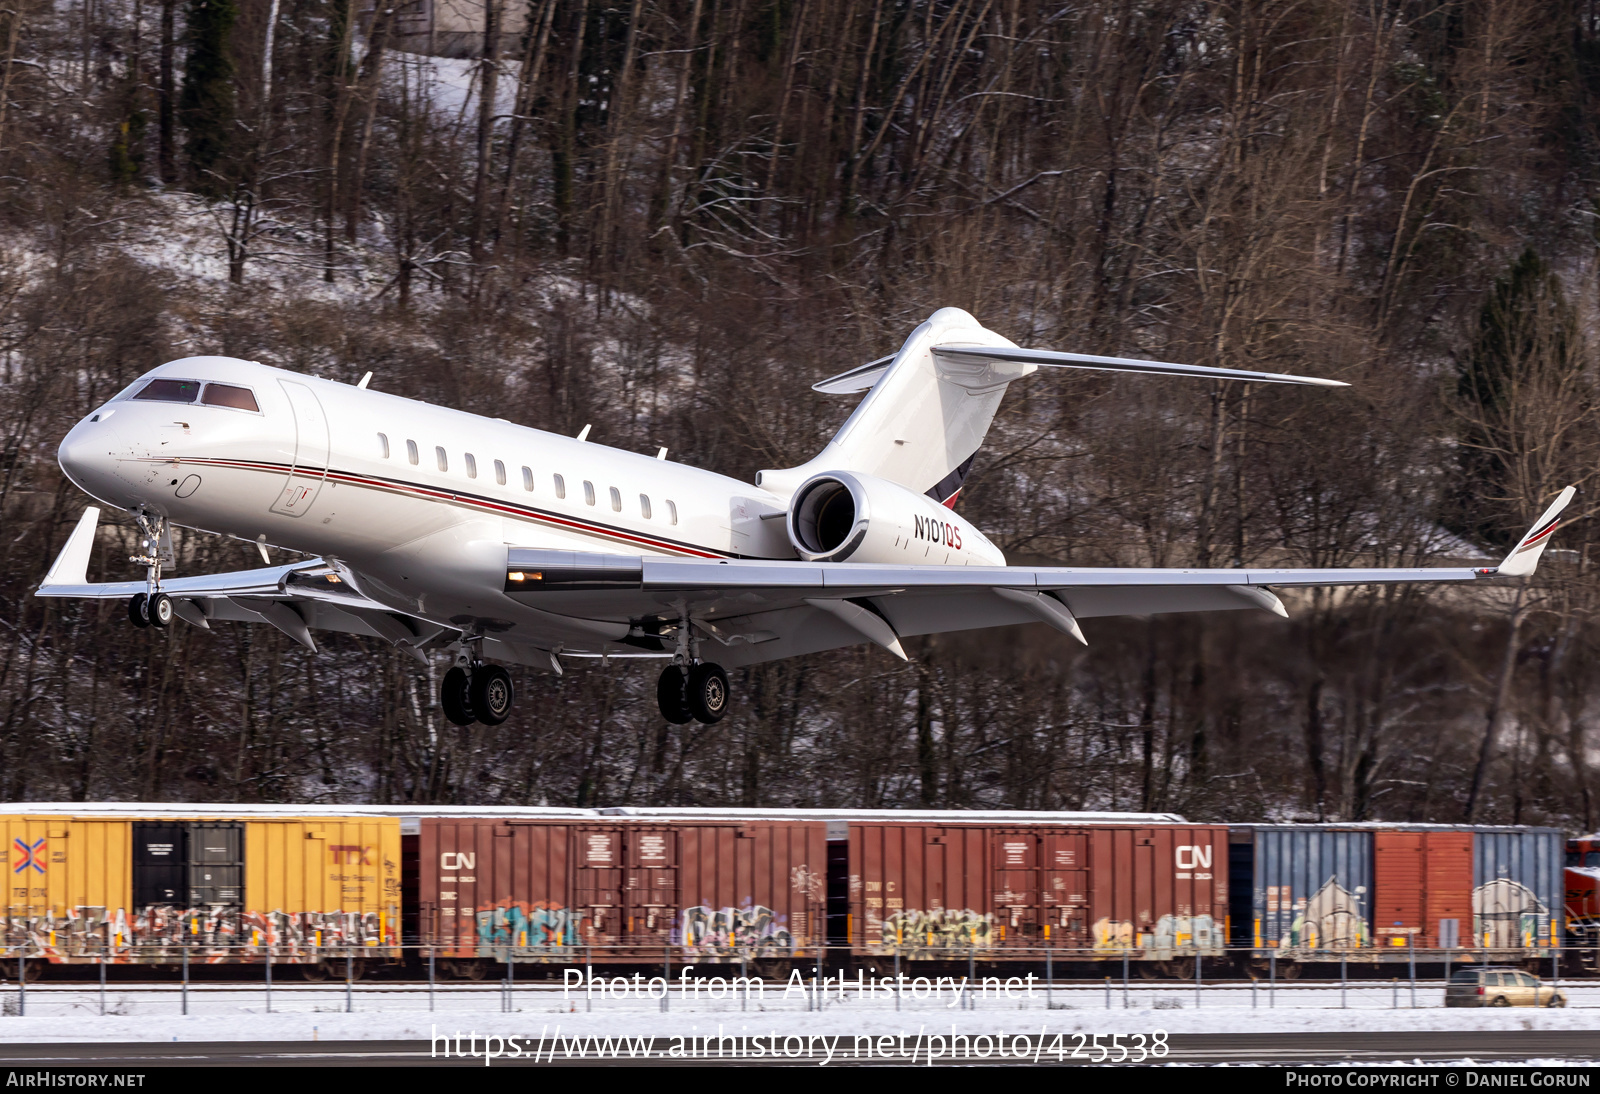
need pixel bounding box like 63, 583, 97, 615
3, 982, 1600, 1043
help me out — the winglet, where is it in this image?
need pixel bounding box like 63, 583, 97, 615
41, 507, 100, 588
1495, 486, 1577, 576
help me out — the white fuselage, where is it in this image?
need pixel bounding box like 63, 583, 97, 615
56, 356, 1003, 655
57, 357, 802, 649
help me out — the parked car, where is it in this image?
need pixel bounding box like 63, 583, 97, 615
1446, 967, 1567, 1007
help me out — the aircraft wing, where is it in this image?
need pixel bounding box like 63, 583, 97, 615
509, 487, 1577, 667
36, 507, 446, 658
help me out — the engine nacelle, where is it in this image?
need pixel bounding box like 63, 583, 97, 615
786, 470, 1006, 566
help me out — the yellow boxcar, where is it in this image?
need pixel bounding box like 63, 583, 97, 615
1, 815, 131, 962
1, 809, 400, 964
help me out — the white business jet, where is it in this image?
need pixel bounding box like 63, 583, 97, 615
38, 307, 1574, 728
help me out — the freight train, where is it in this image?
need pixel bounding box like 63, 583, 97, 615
0, 804, 1575, 976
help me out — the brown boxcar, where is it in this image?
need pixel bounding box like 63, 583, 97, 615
416, 814, 827, 963
848, 819, 1228, 961
1373, 830, 1472, 949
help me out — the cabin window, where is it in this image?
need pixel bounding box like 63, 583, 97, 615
132, 378, 201, 403
666, 500, 678, 525
494, 460, 506, 486
583, 480, 596, 506
435, 446, 448, 472
609, 486, 622, 512
554, 474, 566, 499
200, 383, 260, 412
406, 440, 419, 465
522, 466, 533, 491
465, 453, 477, 479
639, 494, 652, 519
377, 433, 390, 458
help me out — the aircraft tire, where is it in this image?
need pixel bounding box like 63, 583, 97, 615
688, 662, 730, 724
470, 664, 514, 725
656, 666, 692, 725
440, 666, 476, 726
148, 592, 174, 628
128, 593, 150, 628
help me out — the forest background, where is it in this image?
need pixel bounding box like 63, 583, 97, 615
0, 0, 1596, 827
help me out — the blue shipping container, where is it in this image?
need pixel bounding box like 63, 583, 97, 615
1254, 828, 1373, 951
1473, 829, 1563, 951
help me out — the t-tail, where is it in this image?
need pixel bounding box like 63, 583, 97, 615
756, 307, 1347, 507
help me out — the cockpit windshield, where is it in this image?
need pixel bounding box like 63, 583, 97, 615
201, 383, 259, 411
131, 378, 201, 403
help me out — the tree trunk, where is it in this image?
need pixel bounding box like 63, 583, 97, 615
1464, 587, 1526, 821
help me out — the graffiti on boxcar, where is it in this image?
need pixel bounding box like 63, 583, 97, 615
475, 904, 585, 950
678, 905, 795, 956
1473, 877, 1551, 949
1274, 877, 1371, 950
1091, 914, 1219, 951
880, 908, 993, 955
791, 865, 824, 902
2, 906, 391, 959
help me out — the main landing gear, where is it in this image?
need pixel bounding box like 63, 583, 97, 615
654, 607, 729, 725
439, 647, 515, 728
657, 662, 730, 725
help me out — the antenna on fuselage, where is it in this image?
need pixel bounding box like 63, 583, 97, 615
576, 424, 591, 442
356, 372, 372, 389
255, 534, 271, 565
656, 447, 668, 460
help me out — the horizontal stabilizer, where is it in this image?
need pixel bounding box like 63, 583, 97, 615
1495, 486, 1577, 577
812, 355, 896, 394
931, 345, 1348, 387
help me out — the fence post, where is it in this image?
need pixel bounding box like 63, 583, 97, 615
17, 946, 23, 1017
1195, 952, 1202, 1008
182, 937, 189, 1016
428, 948, 435, 1013
345, 952, 353, 1013
1252, 975, 1257, 1009
894, 947, 901, 1012
1045, 946, 1052, 1011
663, 945, 670, 1013
99, 952, 106, 1016
1392, 977, 1397, 1009
1269, 949, 1275, 1009
1340, 953, 1347, 1009
1123, 949, 1130, 1009
1409, 938, 1417, 1008
265, 943, 272, 1014
1104, 976, 1110, 1009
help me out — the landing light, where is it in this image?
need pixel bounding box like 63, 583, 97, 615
506, 571, 542, 582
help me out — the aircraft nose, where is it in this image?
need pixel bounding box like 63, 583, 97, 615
57, 414, 121, 501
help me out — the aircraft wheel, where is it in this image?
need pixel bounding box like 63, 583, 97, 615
687, 662, 730, 724
656, 666, 692, 724
440, 666, 476, 726
147, 592, 174, 629
128, 593, 150, 628
470, 664, 514, 726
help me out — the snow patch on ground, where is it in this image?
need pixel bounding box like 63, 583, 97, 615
3, 995, 1600, 1043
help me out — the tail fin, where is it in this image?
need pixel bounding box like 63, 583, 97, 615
757, 307, 1344, 505
758, 308, 1026, 505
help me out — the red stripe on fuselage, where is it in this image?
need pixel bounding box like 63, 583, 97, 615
143, 457, 731, 559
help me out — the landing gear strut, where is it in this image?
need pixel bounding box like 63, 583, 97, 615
439, 644, 515, 727
126, 512, 173, 629
654, 608, 729, 724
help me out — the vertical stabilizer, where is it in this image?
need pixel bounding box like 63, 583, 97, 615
758, 308, 1030, 505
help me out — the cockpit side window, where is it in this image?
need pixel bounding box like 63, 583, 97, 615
200, 383, 260, 412
132, 379, 201, 403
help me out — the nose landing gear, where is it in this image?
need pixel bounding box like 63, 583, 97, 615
439, 646, 515, 727
126, 513, 174, 630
